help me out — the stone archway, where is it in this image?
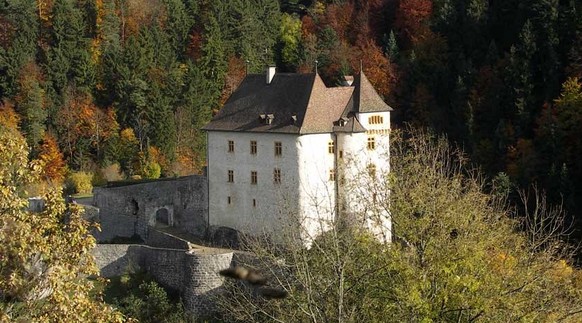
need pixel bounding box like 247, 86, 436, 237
153, 206, 174, 227
156, 208, 169, 226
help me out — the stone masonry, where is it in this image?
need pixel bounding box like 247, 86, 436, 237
92, 175, 208, 242
93, 229, 234, 318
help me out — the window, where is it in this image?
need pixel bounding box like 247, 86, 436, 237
274, 141, 282, 156
228, 140, 234, 153
367, 137, 376, 150
368, 115, 384, 124
339, 150, 343, 159
251, 171, 257, 185
329, 169, 335, 181
367, 163, 376, 177
328, 141, 335, 154
273, 168, 281, 183
228, 170, 234, 182
228, 196, 232, 205
253, 199, 257, 207
250, 141, 257, 155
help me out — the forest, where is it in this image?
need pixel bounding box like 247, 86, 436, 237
0, 0, 582, 237
3, 1, 582, 320
2, 1, 582, 236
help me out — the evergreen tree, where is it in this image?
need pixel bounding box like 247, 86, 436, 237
385, 30, 399, 61
14, 64, 47, 149
161, 0, 194, 57
200, 14, 228, 107
0, 0, 39, 98
506, 20, 536, 137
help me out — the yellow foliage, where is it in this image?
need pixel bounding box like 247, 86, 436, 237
551, 259, 574, 280
0, 101, 19, 130
120, 128, 138, 143
489, 251, 517, 276
0, 127, 121, 321
66, 171, 93, 194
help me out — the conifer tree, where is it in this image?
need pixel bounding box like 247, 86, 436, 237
0, 0, 39, 98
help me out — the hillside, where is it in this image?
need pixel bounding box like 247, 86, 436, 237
2, 0, 582, 237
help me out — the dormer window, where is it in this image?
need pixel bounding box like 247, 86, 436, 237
338, 117, 348, 127
260, 114, 275, 125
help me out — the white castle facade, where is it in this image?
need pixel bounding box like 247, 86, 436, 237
203, 67, 391, 243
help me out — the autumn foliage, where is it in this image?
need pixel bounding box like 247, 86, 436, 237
394, 0, 433, 46
38, 133, 67, 183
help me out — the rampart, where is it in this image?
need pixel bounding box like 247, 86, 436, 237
93, 235, 233, 318
92, 175, 208, 242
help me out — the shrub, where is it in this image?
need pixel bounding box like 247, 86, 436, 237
101, 163, 124, 182
66, 171, 93, 194
142, 162, 161, 179
103, 272, 186, 323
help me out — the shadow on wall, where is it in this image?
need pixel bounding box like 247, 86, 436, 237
93, 243, 234, 318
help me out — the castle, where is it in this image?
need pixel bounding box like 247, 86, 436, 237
204, 67, 392, 243
90, 67, 392, 317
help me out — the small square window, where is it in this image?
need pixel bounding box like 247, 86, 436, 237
228, 140, 234, 153
251, 171, 257, 185
367, 137, 375, 150
274, 142, 282, 156
329, 169, 335, 181
250, 141, 257, 155
228, 170, 234, 183
273, 168, 281, 183
328, 141, 335, 154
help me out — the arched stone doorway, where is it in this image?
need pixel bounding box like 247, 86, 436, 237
153, 206, 174, 227
156, 208, 169, 226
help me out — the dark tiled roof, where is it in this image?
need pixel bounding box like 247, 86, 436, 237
203, 71, 391, 134
203, 73, 314, 133
352, 72, 393, 113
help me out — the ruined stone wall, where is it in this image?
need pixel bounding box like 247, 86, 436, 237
93, 175, 208, 242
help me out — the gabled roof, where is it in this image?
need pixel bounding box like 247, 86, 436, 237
203, 70, 391, 134
300, 75, 354, 134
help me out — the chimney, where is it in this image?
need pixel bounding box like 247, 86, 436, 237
266, 66, 276, 84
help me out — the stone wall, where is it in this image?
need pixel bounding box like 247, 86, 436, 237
146, 229, 191, 250
93, 244, 141, 277
93, 243, 233, 318
93, 175, 208, 242
183, 251, 234, 315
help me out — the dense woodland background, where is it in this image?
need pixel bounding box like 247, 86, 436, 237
2, 0, 582, 238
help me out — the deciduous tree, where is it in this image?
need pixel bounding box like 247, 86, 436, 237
0, 125, 121, 322
217, 129, 582, 322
